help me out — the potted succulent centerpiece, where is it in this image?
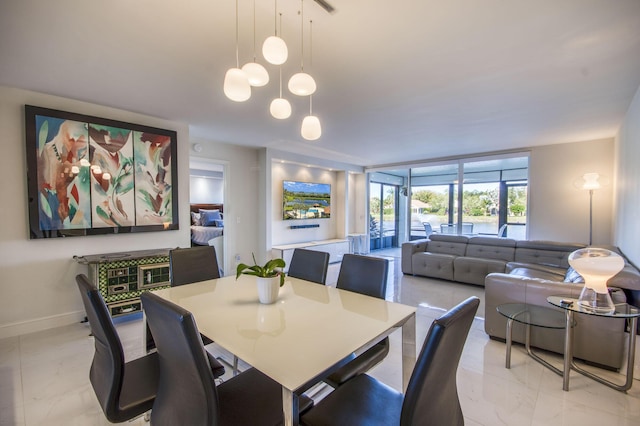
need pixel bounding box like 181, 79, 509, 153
236, 254, 286, 304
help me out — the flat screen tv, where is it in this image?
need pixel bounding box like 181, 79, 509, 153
283, 180, 331, 220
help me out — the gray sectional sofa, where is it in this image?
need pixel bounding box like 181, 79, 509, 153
402, 234, 640, 369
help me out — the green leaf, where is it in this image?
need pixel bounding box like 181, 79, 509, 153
38, 120, 48, 153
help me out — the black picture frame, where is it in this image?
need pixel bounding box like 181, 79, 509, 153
25, 105, 179, 239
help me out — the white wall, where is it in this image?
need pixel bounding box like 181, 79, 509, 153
0, 86, 191, 338
614, 85, 640, 266
528, 138, 614, 244
189, 175, 223, 204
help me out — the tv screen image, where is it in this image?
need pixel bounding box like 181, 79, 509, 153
283, 181, 331, 220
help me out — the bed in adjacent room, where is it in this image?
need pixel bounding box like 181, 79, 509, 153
190, 203, 225, 273
190, 203, 224, 246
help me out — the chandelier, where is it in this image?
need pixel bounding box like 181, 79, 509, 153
222, 0, 324, 140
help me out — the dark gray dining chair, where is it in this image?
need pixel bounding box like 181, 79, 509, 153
300, 297, 480, 426
141, 291, 313, 426
146, 246, 221, 352
76, 274, 159, 423
287, 248, 330, 284
323, 254, 390, 387
170, 245, 221, 286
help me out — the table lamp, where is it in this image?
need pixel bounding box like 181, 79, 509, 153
568, 248, 624, 314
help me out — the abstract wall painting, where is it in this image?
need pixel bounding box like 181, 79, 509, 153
25, 105, 179, 239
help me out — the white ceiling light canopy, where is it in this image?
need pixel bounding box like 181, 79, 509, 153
263, 0, 288, 65
288, 0, 316, 96
242, 0, 269, 87
224, 0, 251, 102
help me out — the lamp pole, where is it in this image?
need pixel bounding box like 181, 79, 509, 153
588, 189, 593, 246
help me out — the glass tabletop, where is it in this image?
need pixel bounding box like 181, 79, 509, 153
496, 303, 568, 329
548, 295, 640, 318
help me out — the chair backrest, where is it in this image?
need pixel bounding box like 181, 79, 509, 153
141, 291, 218, 425
497, 224, 508, 237
440, 223, 456, 234
170, 246, 220, 286
336, 254, 389, 299
422, 222, 433, 237
75, 274, 126, 422
400, 296, 479, 426
287, 248, 330, 284
462, 222, 474, 234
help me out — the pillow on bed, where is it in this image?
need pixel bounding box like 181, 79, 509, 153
213, 219, 224, 227
200, 209, 222, 226
190, 211, 201, 226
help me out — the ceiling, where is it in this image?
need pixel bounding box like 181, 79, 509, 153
1, 0, 639, 167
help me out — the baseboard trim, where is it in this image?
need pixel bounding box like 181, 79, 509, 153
0, 310, 86, 340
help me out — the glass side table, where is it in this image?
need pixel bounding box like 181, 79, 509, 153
496, 303, 570, 376
548, 295, 640, 392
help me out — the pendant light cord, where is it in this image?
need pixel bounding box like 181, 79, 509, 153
235, 0, 239, 67
300, 0, 305, 71
279, 13, 283, 98
252, 0, 257, 61
310, 20, 313, 67
310, 95, 313, 115
274, 0, 278, 36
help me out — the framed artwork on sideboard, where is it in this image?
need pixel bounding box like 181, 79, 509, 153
25, 105, 179, 239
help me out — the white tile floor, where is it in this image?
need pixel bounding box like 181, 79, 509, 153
1, 248, 639, 425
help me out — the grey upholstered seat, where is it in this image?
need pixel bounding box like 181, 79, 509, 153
141, 291, 313, 425
301, 297, 480, 426
170, 245, 221, 286
76, 274, 159, 423
146, 246, 222, 352
324, 254, 390, 387
287, 248, 330, 284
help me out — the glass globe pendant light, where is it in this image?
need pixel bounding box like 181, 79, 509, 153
224, 0, 251, 101
270, 67, 292, 119
270, 14, 291, 119
242, 0, 269, 87
288, 1, 316, 96
262, 0, 288, 65
301, 95, 321, 140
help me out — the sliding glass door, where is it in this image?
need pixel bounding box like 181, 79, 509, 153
369, 181, 399, 250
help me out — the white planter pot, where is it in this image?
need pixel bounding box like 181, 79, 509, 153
257, 276, 280, 304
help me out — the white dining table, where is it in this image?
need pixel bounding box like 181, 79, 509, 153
150, 274, 417, 426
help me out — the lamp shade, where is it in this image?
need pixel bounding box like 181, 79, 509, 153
288, 72, 316, 96
301, 115, 321, 140
262, 36, 288, 65
242, 62, 269, 87
270, 98, 292, 119
582, 172, 601, 190
569, 248, 624, 313
223, 68, 251, 102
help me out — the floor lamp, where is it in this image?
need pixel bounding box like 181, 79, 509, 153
575, 172, 603, 246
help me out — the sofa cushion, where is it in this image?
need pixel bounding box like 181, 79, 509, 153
427, 234, 468, 257
465, 237, 516, 262
453, 257, 507, 286
509, 267, 567, 282
411, 252, 456, 281
514, 240, 585, 269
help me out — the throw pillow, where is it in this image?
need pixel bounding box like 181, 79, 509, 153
190, 211, 201, 226
200, 209, 222, 226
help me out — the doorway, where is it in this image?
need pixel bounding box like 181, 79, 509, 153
189, 157, 228, 273
369, 181, 399, 251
